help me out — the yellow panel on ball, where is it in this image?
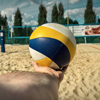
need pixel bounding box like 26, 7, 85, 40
35, 57, 53, 67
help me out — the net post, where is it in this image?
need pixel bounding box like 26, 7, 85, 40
11, 27, 13, 38
0, 30, 5, 53
8, 26, 10, 38
84, 37, 87, 44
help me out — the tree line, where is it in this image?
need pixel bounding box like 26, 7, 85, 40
38, 0, 100, 25
38, 2, 79, 25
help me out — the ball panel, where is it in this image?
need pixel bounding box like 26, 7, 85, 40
42, 23, 76, 47
29, 47, 46, 60
30, 26, 76, 61
50, 61, 60, 69
35, 57, 52, 67
29, 37, 63, 59
29, 37, 70, 68
51, 43, 70, 68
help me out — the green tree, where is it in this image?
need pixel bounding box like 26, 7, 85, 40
51, 4, 58, 23
69, 18, 74, 24
0, 13, 8, 34
0, 13, 1, 25
3, 15, 8, 37
23, 27, 33, 36
58, 2, 64, 24
84, 0, 96, 24
73, 20, 79, 24
14, 8, 23, 36
0, 13, 2, 29
38, 3, 47, 25
3, 15, 8, 26
98, 18, 100, 23
28, 27, 33, 36
0, 13, 4, 26
63, 17, 74, 25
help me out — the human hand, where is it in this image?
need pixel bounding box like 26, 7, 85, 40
32, 61, 68, 83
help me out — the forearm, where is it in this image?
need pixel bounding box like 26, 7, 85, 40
0, 72, 60, 100
28, 73, 59, 100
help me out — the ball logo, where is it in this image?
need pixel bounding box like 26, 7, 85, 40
29, 23, 76, 69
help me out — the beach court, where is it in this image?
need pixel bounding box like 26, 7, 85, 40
0, 44, 100, 100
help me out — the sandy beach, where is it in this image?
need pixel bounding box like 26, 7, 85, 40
0, 44, 100, 100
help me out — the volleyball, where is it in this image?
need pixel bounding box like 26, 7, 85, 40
29, 23, 76, 69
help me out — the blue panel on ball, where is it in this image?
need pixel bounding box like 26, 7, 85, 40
29, 38, 70, 68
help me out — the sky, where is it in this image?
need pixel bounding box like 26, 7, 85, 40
0, 0, 100, 26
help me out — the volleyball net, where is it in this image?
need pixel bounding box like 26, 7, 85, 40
4, 25, 37, 44
8, 25, 38, 39
0, 24, 100, 45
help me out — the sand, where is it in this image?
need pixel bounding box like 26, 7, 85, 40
0, 44, 100, 100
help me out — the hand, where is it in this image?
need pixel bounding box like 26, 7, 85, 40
32, 61, 68, 83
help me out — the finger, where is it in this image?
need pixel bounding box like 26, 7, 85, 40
32, 61, 52, 74
32, 61, 41, 71
49, 68, 60, 78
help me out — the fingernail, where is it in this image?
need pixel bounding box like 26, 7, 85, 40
32, 61, 35, 64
